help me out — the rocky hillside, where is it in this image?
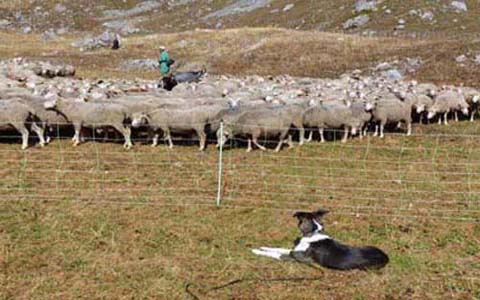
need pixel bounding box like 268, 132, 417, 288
0, 1, 478, 86
1, 0, 479, 37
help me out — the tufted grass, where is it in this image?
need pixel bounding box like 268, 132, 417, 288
0, 120, 479, 299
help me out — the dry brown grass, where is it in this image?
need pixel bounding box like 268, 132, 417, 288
1, 28, 479, 87
1, 26, 480, 300
0, 121, 479, 299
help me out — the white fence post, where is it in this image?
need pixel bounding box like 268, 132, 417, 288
216, 121, 224, 207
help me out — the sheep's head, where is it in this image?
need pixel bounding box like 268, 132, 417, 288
350, 126, 358, 135
365, 101, 376, 112
416, 104, 426, 114
216, 129, 225, 148
131, 112, 150, 128
43, 98, 58, 109
473, 95, 480, 103
220, 124, 235, 143
227, 98, 240, 108
364, 96, 379, 112
347, 90, 356, 98
461, 107, 469, 116
308, 99, 317, 107
264, 95, 274, 103
427, 107, 438, 119
391, 88, 407, 101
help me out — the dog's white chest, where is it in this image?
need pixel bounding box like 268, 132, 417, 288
294, 234, 330, 252
294, 239, 311, 251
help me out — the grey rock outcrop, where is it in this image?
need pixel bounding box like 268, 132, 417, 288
343, 15, 370, 29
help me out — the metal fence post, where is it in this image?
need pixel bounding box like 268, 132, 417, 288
216, 121, 224, 207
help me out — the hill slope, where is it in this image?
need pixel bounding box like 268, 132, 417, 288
0, 0, 479, 36
1, 28, 479, 87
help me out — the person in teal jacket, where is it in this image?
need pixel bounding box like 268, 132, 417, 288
158, 46, 173, 76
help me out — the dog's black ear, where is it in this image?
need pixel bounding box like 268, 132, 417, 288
313, 209, 329, 218
293, 211, 311, 220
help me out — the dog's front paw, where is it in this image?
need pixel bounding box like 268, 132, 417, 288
260, 247, 291, 255
252, 249, 265, 256
251, 248, 282, 260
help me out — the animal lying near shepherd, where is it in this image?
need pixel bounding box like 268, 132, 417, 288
252, 209, 389, 270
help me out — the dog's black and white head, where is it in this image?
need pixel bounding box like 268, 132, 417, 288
293, 209, 329, 236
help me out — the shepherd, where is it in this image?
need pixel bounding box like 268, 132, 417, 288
158, 46, 174, 76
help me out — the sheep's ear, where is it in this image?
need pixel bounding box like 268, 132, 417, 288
313, 209, 329, 218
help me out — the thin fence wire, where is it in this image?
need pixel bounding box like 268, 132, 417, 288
1, 125, 479, 224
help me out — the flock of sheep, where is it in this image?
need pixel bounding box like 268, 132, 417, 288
0, 58, 479, 151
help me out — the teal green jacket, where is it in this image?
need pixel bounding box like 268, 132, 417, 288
159, 50, 170, 75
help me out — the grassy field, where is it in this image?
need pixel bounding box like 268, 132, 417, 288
0, 17, 479, 299
0, 121, 479, 299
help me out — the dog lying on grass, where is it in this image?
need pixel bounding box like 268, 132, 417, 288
252, 209, 389, 270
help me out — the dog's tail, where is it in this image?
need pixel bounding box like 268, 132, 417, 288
363, 246, 389, 269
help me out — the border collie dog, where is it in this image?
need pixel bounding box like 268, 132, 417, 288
252, 209, 389, 270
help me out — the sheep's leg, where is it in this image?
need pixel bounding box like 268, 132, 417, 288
396, 122, 402, 129
274, 140, 283, 152
45, 126, 53, 144
197, 130, 207, 151
275, 131, 289, 152
443, 112, 449, 125
424, 113, 430, 124
319, 128, 325, 143
470, 110, 475, 122
123, 127, 133, 149
42, 124, 51, 144
252, 136, 266, 151
306, 130, 313, 143
298, 127, 305, 146
454, 111, 458, 122
152, 133, 159, 147
287, 135, 294, 149
380, 124, 385, 138
80, 128, 87, 142
31, 123, 46, 147
373, 125, 379, 137
13, 124, 29, 150
163, 129, 173, 149
112, 124, 132, 149
246, 139, 252, 152
73, 123, 82, 146
363, 125, 368, 137
438, 117, 442, 125
406, 122, 412, 136
21, 129, 29, 150
341, 127, 348, 143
